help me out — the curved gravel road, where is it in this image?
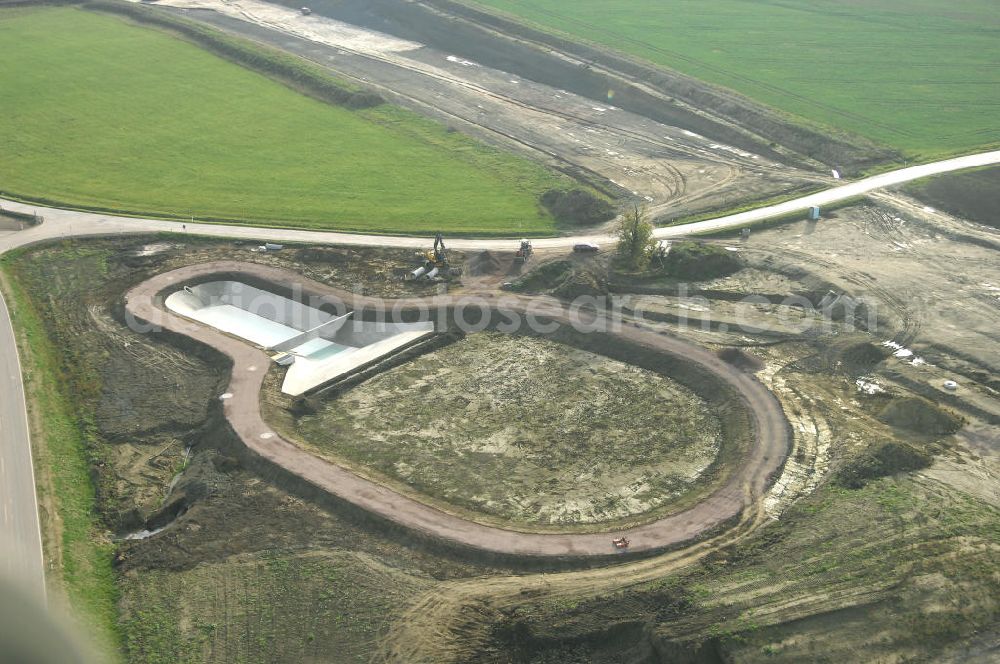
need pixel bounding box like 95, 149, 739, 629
125, 261, 788, 557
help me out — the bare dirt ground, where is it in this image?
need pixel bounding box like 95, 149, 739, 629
274, 332, 723, 527
377, 336, 989, 662
905, 165, 1000, 229
142, 0, 822, 227
7, 9, 994, 653
733, 197, 1000, 538
4, 237, 527, 663
740, 195, 1000, 414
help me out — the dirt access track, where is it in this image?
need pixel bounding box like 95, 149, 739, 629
147, 0, 820, 220
124, 261, 789, 559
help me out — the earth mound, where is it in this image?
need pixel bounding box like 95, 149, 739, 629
552, 269, 607, 300
878, 397, 963, 435
837, 441, 932, 489
663, 242, 743, 281
837, 341, 890, 375
795, 337, 890, 376
466, 250, 503, 276
717, 348, 764, 373
541, 189, 615, 226
510, 260, 574, 293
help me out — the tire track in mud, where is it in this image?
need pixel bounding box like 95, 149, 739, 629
856, 201, 1000, 375
376, 499, 772, 663
824, 201, 999, 350
169, 3, 809, 213
490, 0, 912, 139
124, 261, 790, 560
304, 28, 757, 204
741, 244, 921, 347
204, 7, 687, 201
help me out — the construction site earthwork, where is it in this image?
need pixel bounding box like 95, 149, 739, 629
0, 1, 997, 663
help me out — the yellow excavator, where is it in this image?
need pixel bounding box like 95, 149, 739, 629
409, 234, 453, 280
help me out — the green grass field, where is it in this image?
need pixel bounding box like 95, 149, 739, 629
0, 7, 569, 234
472, 0, 1000, 159
120, 550, 432, 663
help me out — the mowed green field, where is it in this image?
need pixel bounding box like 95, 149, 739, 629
473, 0, 1000, 159
0, 7, 569, 234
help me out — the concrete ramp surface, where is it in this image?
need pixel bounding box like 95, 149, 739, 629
165, 281, 433, 395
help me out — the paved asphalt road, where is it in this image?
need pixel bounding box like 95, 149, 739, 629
0, 149, 998, 575
0, 287, 45, 599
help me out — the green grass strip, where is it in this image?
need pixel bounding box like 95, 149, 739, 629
0, 255, 122, 660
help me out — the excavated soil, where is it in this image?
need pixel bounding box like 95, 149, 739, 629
291, 0, 892, 172
734, 197, 1000, 424
278, 332, 724, 526
877, 396, 963, 435
905, 165, 1000, 229
466, 250, 504, 276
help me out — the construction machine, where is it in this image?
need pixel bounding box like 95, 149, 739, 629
408, 234, 460, 280
429, 234, 447, 267
513, 239, 533, 265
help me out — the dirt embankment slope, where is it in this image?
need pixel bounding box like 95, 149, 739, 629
905, 165, 1000, 229
296, 0, 894, 173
